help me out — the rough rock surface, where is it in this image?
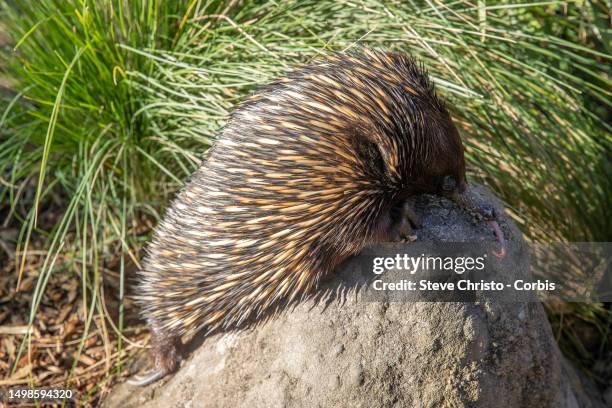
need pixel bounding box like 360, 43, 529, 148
105, 185, 602, 408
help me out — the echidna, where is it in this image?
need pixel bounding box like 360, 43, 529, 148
130, 50, 505, 385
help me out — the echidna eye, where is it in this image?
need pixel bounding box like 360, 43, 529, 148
441, 175, 456, 192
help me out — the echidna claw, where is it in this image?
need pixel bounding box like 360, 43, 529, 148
127, 369, 165, 386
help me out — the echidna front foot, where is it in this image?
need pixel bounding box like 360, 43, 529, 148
400, 200, 422, 230
388, 200, 422, 242
128, 328, 182, 386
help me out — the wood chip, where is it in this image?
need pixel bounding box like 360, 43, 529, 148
0, 325, 30, 335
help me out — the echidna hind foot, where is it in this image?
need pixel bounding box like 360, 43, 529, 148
128, 330, 181, 386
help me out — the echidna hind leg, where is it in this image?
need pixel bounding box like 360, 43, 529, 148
128, 326, 181, 386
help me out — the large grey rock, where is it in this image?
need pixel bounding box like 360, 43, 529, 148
105, 185, 602, 408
